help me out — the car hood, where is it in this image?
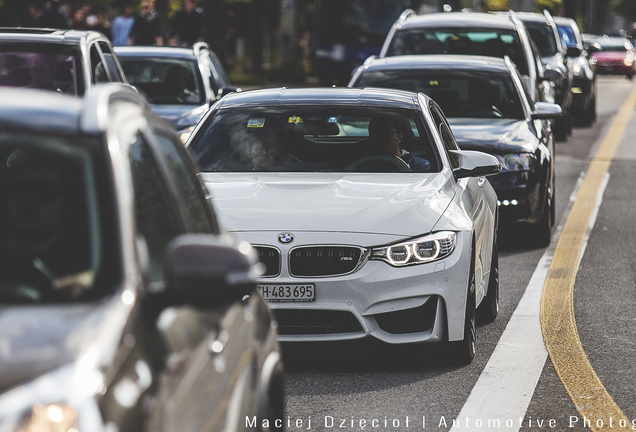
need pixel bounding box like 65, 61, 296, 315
151, 104, 208, 129
201, 172, 454, 237
0, 300, 122, 393
448, 118, 538, 154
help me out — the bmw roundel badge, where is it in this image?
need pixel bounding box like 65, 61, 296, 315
278, 233, 294, 244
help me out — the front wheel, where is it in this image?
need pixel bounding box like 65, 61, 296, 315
446, 263, 476, 364
478, 240, 499, 323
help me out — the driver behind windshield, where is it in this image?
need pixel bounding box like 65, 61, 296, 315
0, 148, 91, 301
368, 117, 430, 172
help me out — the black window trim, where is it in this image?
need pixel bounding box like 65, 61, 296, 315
150, 122, 220, 234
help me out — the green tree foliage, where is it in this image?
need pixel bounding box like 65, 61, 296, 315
483, 0, 509, 11
533, 0, 563, 13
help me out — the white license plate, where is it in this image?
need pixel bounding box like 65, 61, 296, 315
257, 284, 315, 302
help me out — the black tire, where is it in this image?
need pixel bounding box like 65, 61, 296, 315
579, 97, 596, 126
446, 256, 476, 365
534, 192, 553, 247
553, 116, 568, 142
478, 240, 499, 323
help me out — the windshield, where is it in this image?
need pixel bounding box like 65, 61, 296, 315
387, 28, 528, 75
0, 136, 116, 304
524, 22, 559, 56
598, 40, 631, 52
190, 107, 440, 173
0, 43, 83, 96
119, 57, 205, 105
557, 25, 578, 48
356, 71, 524, 120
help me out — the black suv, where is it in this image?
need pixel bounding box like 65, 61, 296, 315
0, 84, 283, 432
378, 10, 553, 104
515, 11, 574, 140
0, 28, 128, 96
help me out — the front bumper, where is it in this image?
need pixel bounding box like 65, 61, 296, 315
596, 64, 634, 76
488, 171, 545, 224
244, 231, 473, 345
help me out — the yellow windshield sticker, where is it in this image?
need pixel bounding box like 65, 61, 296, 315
288, 116, 303, 124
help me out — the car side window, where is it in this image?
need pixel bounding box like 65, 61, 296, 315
90, 44, 109, 84
430, 104, 459, 169
151, 128, 218, 234
98, 42, 123, 82
129, 133, 181, 282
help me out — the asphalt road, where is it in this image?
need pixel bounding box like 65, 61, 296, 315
279, 76, 636, 432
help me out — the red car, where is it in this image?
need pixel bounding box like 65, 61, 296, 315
591, 36, 635, 79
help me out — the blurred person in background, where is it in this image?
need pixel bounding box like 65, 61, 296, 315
129, 0, 163, 46
168, 0, 206, 47
111, 5, 135, 46
37, 0, 68, 29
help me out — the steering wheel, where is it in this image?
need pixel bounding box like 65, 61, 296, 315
344, 154, 413, 172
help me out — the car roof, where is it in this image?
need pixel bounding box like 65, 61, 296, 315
0, 84, 146, 135
398, 12, 516, 31
217, 87, 421, 109
114, 46, 197, 60
0, 87, 84, 134
514, 12, 553, 24
552, 16, 577, 26
0, 27, 107, 44
361, 55, 511, 74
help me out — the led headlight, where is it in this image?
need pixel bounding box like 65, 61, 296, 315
16, 404, 78, 432
623, 58, 633, 67
494, 153, 533, 172
370, 231, 456, 266
178, 126, 195, 144
572, 62, 582, 76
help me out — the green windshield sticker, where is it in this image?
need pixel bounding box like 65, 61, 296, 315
247, 118, 266, 128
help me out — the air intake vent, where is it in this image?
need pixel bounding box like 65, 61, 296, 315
289, 246, 363, 277
255, 246, 280, 277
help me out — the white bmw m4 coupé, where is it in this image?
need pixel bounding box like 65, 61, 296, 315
188, 87, 501, 363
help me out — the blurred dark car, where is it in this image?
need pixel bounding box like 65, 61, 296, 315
515, 11, 573, 140
554, 16, 597, 126
378, 11, 553, 104
115, 43, 240, 142
589, 36, 635, 80
349, 54, 562, 245
0, 28, 128, 96
0, 85, 283, 432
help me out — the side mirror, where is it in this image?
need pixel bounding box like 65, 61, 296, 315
164, 234, 261, 307
531, 101, 563, 119
585, 42, 602, 54
543, 68, 564, 81
566, 46, 582, 58
216, 86, 242, 100
449, 150, 501, 179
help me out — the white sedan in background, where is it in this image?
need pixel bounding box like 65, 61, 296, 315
187, 87, 501, 364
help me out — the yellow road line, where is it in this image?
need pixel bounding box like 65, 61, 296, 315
541, 85, 636, 430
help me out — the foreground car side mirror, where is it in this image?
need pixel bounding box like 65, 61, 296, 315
566, 46, 582, 58
164, 234, 260, 307
217, 86, 242, 100
449, 150, 501, 179
531, 102, 563, 119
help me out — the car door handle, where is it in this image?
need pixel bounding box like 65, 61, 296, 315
478, 177, 487, 188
